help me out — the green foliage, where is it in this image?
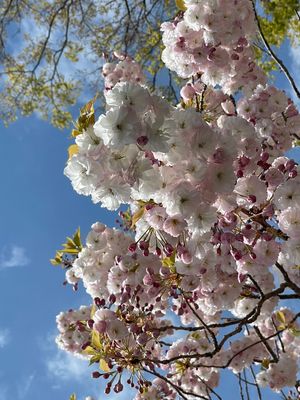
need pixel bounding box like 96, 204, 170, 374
50, 227, 82, 266
71, 98, 96, 137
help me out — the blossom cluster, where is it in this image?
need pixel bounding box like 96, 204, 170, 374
57, 0, 300, 399
102, 55, 146, 92
161, 0, 266, 94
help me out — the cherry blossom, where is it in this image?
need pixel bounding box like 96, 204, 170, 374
54, 1, 300, 399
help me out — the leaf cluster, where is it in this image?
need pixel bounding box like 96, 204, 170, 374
50, 227, 82, 266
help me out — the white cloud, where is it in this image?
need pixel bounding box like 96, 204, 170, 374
0, 329, 10, 348
47, 350, 89, 382
0, 245, 30, 269
45, 348, 136, 399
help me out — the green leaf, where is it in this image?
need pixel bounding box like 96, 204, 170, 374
289, 327, 300, 337
73, 227, 81, 248
261, 359, 270, 369
91, 330, 102, 350
71, 129, 81, 138
50, 251, 63, 266
175, 0, 187, 10
99, 359, 110, 372
51, 228, 82, 268
59, 248, 80, 254
63, 238, 77, 249
69, 394, 76, 400
276, 310, 286, 325
90, 304, 96, 319
68, 144, 79, 159
163, 251, 176, 268
89, 354, 101, 366
82, 346, 99, 356
131, 206, 145, 228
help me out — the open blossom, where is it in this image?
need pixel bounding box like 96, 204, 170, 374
274, 179, 300, 210
278, 207, 300, 239
144, 205, 167, 230
234, 175, 267, 206
105, 82, 150, 113
94, 106, 141, 148
163, 215, 187, 237
94, 309, 128, 340
64, 154, 101, 196
256, 354, 298, 392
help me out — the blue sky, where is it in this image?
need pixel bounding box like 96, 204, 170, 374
0, 36, 300, 400
0, 116, 115, 400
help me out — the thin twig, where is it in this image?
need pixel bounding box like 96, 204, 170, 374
243, 369, 250, 400
253, 326, 278, 362
238, 373, 245, 400
249, 365, 262, 400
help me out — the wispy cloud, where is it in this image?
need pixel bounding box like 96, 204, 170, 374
47, 350, 89, 382
17, 374, 35, 399
0, 245, 30, 269
43, 335, 135, 399
0, 329, 10, 348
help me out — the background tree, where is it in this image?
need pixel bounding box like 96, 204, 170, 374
0, 0, 299, 128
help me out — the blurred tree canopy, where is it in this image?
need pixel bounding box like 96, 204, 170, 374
0, 0, 299, 128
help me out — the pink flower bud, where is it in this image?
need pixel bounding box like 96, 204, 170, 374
137, 135, 149, 146
128, 243, 137, 252
231, 53, 239, 60
139, 240, 149, 250
260, 152, 269, 162
114, 383, 124, 393
156, 247, 162, 256
248, 195, 256, 203
109, 294, 116, 304
87, 319, 94, 329
165, 243, 174, 255
237, 37, 248, 46
285, 159, 296, 171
